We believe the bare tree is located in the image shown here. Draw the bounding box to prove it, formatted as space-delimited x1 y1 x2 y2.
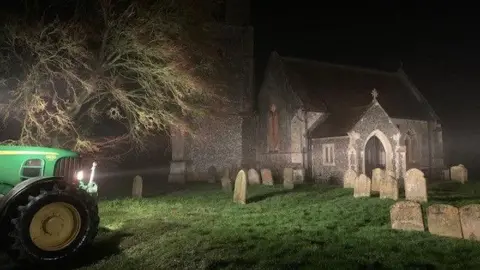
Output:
0 0 227 160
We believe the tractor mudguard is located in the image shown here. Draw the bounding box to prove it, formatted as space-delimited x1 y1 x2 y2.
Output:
0 176 64 221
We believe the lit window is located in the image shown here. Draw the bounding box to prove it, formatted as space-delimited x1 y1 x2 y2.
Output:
21 159 44 179
322 144 335 166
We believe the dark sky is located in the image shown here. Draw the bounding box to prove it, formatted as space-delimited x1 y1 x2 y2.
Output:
252 1 480 174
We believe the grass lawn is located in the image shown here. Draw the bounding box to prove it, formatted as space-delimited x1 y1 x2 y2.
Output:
3 181 480 269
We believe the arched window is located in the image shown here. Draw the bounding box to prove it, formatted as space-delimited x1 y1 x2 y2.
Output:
267 104 280 152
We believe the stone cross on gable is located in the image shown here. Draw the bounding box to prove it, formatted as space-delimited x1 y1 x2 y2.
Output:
371 88 379 101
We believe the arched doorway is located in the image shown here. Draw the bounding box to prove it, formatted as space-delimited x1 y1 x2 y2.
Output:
365 136 386 178
362 129 394 178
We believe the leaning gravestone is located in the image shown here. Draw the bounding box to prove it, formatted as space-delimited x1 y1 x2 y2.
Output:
233 170 247 204
390 201 425 231
293 168 304 184
371 168 385 192
132 175 143 198
442 169 451 181
261 168 273 185
283 167 294 189
427 204 463 238
343 169 357 188
404 168 428 202
451 164 468 183
247 168 261 185
459 204 480 241
380 170 398 200
221 167 232 192
353 174 371 198
207 166 217 183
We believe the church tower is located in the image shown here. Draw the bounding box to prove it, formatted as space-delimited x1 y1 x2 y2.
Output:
225 0 251 26
168 0 256 183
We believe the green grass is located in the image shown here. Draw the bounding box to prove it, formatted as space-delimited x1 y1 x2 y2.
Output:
4 181 480 269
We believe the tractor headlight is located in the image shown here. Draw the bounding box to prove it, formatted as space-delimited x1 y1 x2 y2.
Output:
76 170 84 181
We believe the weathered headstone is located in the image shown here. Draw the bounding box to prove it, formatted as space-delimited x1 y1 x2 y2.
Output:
442 169 451 181
451 164 468 183
353 174 371 198
247 168 261 185
460 204 480 241
221 167 232 192
283 167 294 189
390 201 425 231
293 168 304 184
132 175 143 198
343 169 357 188
371 168 385 192
427 204 463 238
404 168 428 202
207 166 217 183
233 170 247 204
380 170 398 200
260 168 273 185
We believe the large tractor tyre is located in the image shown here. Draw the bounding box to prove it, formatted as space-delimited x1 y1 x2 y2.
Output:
7 184 99 265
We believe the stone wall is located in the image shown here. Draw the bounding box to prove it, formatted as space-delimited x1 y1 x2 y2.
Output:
391 118 444 178
311 137 349 184
188 115 244 180
290 109 325 168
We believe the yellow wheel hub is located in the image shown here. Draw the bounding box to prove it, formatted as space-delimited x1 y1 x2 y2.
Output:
29 202 82 251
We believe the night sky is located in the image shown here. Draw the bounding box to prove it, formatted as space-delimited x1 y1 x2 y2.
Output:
252 2 480 176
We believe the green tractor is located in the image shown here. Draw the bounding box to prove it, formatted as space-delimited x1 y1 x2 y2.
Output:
0 145 100 265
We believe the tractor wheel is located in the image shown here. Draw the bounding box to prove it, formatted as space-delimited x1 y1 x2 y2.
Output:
7 184 99 265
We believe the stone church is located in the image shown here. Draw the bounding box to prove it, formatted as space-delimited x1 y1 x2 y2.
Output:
168 0 445 184
256 52 444 182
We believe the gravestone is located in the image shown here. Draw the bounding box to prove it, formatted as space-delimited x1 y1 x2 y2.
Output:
442 169 451 181
427 204 463 238
283 167 294 189
371 168 385 192
247 168 261 185
343 169 357 188
221 167 232 192
390 201 424 231
261 169 273 185
380 170 398 200
207 166 217 183
353 174 371 198
293 168 304 184
404 168 428 202
132 175 143 198
233 170 247 204
451 164 468 183
459 204 480 241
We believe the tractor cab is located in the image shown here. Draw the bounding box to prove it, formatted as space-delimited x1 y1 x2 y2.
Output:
0 145 98 196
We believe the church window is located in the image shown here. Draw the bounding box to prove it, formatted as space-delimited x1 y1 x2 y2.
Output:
267 104 280 152
405 131 418 163
322 143 335 166
348 148 357 171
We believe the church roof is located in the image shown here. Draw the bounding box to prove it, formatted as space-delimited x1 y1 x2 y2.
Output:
309 104 371 138
277 54 432 120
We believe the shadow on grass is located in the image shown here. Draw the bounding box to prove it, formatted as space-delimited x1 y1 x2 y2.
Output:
63 227 133 269
246 184 340 203
2 227 132 270
357 261 436 270
429 195 480 203
247 189 294 203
